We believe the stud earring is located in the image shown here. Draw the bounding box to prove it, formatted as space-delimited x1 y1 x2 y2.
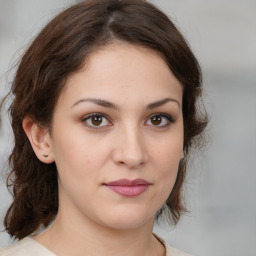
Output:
42 154 49 158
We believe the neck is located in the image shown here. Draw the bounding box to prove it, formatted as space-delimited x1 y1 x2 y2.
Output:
34 212 165 256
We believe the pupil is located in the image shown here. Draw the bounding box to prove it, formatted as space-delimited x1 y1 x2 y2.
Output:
151 116 161 125
92 116 102 126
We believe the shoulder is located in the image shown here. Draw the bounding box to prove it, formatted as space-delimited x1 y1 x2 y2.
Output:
164 242 192 256
153 233 192 256
0 238 55 256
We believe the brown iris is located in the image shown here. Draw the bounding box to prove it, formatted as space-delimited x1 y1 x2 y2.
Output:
91 115 103 126
151 115 162 125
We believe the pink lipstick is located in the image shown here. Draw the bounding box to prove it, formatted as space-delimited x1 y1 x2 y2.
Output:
104 179 151 197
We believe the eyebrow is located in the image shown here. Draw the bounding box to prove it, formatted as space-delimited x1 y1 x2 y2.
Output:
71 97 180 110
146 98 180 109
71 98 119 110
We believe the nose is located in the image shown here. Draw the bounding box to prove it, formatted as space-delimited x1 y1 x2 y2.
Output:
112 125 148 169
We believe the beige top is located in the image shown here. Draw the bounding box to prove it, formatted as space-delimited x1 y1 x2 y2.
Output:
0 235 191 256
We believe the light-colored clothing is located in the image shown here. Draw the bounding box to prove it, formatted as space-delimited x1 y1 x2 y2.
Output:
154 234 191 256
0 235 191 256
0 238 55 256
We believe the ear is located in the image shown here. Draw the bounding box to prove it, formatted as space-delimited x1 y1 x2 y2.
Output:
22 116 54 164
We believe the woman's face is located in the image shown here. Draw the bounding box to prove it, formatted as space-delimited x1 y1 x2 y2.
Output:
48 42 184 230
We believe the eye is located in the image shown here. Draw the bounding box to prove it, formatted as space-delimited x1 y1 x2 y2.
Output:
82 113 112 128
145 113 174 127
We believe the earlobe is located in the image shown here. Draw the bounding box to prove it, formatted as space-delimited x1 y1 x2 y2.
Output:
22 116 54 164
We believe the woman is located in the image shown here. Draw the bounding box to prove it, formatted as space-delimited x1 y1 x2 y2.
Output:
0 0 207 255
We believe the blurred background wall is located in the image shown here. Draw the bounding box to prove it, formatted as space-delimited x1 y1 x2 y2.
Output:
0 1 255 256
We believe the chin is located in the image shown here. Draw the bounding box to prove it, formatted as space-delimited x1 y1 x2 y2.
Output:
97 210 155 231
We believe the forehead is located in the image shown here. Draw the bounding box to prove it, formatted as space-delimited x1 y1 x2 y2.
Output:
57 41 183 108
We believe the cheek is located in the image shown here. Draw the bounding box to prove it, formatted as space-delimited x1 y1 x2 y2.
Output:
51 132 113 193
151 135 183 167
54 139 101 201
150 136 183 190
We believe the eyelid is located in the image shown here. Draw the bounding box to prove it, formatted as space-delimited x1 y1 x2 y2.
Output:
80 112 175 129
145 113 175 127
81 112 113 129
148 112 175 121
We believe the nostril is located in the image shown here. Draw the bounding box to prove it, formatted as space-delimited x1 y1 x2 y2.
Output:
116 157 147 169
111 132 148 169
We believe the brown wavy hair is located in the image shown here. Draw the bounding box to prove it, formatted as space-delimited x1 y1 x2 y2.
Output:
2 0 208 240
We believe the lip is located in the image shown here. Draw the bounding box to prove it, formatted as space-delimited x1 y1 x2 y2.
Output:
104 179 151 197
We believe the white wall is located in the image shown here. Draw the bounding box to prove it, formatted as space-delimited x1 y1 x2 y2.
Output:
1 1 255 256
152 2 256 256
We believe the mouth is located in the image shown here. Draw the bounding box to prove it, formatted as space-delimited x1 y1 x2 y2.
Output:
104 179 151 197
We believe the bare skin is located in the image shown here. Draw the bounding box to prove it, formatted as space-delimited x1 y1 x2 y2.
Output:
23 41 184 256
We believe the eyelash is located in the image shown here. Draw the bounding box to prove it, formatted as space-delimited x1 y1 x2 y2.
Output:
81 112 175 129
145 113 175 128
81 113 113 129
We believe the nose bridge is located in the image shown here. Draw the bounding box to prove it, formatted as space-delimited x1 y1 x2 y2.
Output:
113 122 148 168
